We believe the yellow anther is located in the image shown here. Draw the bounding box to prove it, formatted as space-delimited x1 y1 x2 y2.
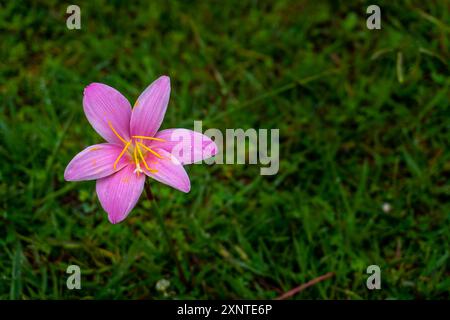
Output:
113 141 131 169
136 143 151 171
132 135 166 142
108 121 128 144
138 142 164 159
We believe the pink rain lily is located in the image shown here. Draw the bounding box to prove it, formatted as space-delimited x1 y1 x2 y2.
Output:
64 76 217 224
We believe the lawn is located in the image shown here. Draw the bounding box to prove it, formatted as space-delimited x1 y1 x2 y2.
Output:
0 0 449 299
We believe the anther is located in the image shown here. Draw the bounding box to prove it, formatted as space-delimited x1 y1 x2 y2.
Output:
108 121 128 144
132 135 166 142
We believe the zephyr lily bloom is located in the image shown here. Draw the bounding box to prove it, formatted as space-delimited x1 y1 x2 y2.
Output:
64 76 217 224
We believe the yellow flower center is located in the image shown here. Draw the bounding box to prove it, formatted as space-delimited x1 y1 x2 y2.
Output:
108 121 165 175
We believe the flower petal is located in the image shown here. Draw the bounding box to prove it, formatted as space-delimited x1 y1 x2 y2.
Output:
64 143 130 181
142 148 190 193
83 83 132 145
148 129 218 165
130 76 171 138
96 165 145 224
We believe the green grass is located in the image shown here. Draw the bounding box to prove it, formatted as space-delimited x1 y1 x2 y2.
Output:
0 0 449 299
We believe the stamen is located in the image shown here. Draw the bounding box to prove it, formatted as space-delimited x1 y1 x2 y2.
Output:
136 143 151 171
113 141 131 169
138 142 164 159
133 144 139 169
108 121 128 144
132 135 166 142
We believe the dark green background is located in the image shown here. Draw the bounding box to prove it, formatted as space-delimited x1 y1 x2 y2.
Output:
0 0 448 299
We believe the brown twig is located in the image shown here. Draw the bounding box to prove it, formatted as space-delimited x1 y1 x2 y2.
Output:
275 272 335 300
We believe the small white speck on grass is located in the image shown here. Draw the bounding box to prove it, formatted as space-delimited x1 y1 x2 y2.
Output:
382 202 392 213
156 279 170 292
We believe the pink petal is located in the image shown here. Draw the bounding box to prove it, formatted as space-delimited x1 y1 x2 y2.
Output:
64 143 130 181
149 129 218 165
142 148 190 193
83 83 132 145
96 165 145 224
130 76 171 138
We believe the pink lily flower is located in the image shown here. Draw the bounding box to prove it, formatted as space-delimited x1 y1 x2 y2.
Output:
64 76 217 224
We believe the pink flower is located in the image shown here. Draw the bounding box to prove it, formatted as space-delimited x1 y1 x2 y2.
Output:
64 76 217 224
